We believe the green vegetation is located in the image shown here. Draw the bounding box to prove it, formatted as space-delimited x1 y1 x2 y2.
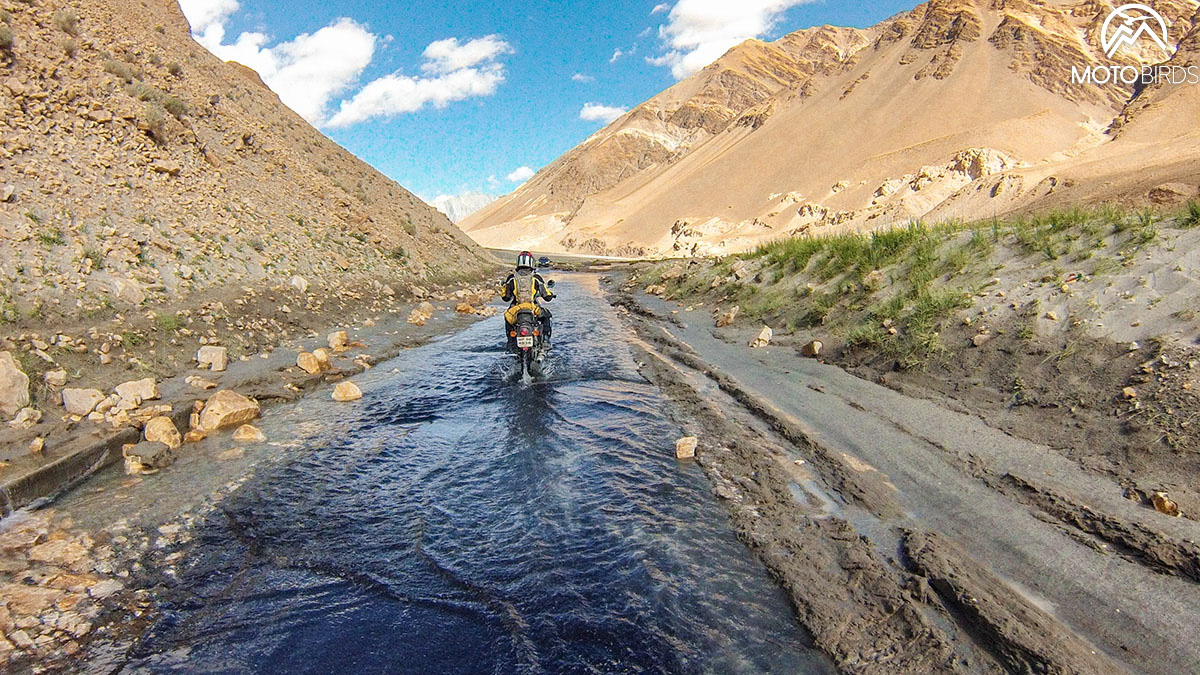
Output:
103 59 135 83
153 312 182 332
650 204 1196 371
81 247 104 269
52 9 79 36
143 102 166 142
167 61 183 76
163 95 188 118
59 36 77 56
37 227 66 247
1180 200 1200 229
0 24 13 52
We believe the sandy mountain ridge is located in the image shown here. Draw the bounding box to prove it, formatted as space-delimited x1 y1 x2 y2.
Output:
463 0 1200 257
0 0 492 329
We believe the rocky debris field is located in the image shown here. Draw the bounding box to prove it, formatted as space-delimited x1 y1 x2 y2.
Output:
0 0 493 337
0 281 498 511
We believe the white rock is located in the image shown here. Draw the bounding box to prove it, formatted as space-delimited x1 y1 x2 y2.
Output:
62 388 105 416
196 345 229 372
0 351 31 417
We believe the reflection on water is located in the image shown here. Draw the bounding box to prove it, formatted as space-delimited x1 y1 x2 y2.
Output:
118 276 832 674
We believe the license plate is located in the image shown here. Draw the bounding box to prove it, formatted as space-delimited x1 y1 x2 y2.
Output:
517 336 535 349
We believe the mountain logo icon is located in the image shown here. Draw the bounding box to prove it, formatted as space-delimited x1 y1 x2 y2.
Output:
1101 4 1173 59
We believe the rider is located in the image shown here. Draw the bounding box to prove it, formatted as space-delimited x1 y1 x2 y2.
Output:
501 251 555 348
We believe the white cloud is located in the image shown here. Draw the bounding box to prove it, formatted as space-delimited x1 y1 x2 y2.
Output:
183 1 376 125
649 0 813 79
610 48 626 63
180 1 510 128
328 64 505 127
421 35 513 75
507 166 535 182
571 72 595 83
579 102 628 124
651 3 671 14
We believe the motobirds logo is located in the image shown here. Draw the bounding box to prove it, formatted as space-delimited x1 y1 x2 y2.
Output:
1071 4 1199 86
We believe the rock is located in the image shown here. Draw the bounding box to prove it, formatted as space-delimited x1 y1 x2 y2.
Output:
749 326 773 348
44 369 68 387
217 447 245 461
196 345 228 372
1045 311 1059 321
407 301 437 325
62 388 105 416
645 284 667 296
0 583 65 616
151 160 181 176
290 276 309 294
115 377 159 404
29 437 45 453
1 184 14 202
0 351 31 417
1152 492 1181 517
123 441 175 473
197 390 260 431
28 539 89 568
232 424 266 444
296 352 322 374
715 306 740 328
144 416 181 450
456 302 478 314
332 381 362 402
328 330 350 352
971 333 993 348
183 429 207 443
675 436 698 460
1123 387 1138 400
801 340 824 358
186 376 218 390
312 348 333 371
106 277 146 305
8 629 33 650
8 407 41 430
88 579 123 600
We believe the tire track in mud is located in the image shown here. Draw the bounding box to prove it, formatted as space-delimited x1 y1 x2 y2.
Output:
613 290 1130 674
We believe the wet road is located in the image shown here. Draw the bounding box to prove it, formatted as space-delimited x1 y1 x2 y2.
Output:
117 276 831 673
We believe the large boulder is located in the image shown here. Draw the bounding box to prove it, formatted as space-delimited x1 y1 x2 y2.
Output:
332 381 362 402
0 351 30 417
232 424 266 444
296 352 322 375
197 390 260 432
196 345 229 372
144 416 182 450
312 348 333 371
328 330 350 352
62 388 105 416
123 441 175 474
115 378 159 405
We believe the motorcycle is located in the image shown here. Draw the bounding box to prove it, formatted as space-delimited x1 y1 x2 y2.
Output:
506 278 555 380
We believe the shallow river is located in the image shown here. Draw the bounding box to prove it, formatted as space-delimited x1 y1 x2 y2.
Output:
100 276 831 673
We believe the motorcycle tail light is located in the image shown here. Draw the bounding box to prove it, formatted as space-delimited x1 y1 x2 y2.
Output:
509 331 516 337
520 328 529 336
533 330 540 336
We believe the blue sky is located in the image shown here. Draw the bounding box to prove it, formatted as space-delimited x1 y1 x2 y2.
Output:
180 0 918 202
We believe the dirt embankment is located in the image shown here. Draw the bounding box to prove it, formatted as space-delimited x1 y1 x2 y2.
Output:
631 209 1200 522
610 286 1132 674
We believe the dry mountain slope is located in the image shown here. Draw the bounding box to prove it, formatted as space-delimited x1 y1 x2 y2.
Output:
0 0 492 327
463 0 1200 257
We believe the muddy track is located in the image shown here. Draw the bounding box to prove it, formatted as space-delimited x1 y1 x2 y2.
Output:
608 288 1165 674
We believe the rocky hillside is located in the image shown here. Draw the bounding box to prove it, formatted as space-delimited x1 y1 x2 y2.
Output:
0 0 493 329
463 0 1200 257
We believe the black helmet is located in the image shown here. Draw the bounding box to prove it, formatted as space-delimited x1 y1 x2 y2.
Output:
516 251 535 270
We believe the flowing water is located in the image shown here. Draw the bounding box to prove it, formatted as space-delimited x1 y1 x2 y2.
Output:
108 275 831 673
